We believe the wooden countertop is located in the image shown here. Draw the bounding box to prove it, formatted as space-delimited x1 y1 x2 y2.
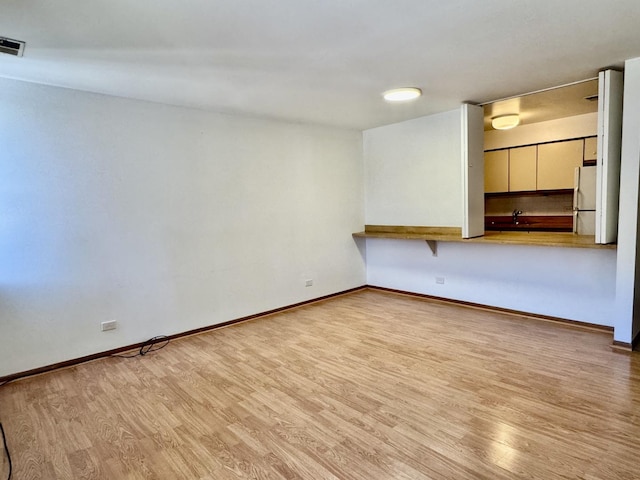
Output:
353 225 617 249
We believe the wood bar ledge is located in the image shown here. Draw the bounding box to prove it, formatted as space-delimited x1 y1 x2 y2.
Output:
353 225 617 249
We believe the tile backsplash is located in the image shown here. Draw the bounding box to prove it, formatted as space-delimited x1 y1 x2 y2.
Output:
485 193 573 216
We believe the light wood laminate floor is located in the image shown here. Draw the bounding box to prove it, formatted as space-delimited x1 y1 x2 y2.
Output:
1 289 639 479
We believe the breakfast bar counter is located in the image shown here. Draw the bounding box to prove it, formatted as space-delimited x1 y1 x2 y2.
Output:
353 225 617 250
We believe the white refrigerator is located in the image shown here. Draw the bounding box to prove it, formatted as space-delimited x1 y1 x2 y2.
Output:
574 166 597 235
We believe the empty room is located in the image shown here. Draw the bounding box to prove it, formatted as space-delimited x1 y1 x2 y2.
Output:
1 1 640 479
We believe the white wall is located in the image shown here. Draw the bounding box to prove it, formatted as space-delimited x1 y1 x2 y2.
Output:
363 110 618 327
615 57 640 343
364 111 461 226
484 112 598 150
366 239 616 326
0 78 365 376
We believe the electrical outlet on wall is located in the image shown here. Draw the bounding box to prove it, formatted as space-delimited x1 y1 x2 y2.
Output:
305 279 313 287
101 320 117 331
435 277 445 284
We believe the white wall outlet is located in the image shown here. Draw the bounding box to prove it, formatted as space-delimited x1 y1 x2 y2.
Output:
101 320 117 331
305 279 313 287
435 277 445 284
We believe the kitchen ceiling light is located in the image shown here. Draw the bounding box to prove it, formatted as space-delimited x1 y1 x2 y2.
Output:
383 87 422 102
491 114 520 130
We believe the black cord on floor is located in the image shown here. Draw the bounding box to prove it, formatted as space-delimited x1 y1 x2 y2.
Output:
0 336 168 479
111 336 170 358
1 422 11 480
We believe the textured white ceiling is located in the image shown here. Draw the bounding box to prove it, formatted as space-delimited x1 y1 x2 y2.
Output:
1 0 639 130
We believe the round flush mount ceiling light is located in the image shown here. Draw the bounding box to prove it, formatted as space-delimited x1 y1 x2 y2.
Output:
383 87 422 102
491 114 520 130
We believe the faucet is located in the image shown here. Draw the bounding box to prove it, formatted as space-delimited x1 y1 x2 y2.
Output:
512 209 523 224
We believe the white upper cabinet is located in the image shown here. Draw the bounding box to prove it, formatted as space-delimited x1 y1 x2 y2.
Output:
584 136 598 163
484 150 509 193
537 139 584 190
509 145 537 192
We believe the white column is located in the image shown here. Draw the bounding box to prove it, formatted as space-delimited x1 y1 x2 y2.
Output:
614 57 640 344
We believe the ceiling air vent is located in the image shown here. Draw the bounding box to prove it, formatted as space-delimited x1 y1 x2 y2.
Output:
0 37 25 57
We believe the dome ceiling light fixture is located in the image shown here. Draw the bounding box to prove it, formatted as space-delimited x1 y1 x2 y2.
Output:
491 114 520 130
383 87 422 102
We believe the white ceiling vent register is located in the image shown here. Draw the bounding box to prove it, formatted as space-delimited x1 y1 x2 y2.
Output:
0 37 25 57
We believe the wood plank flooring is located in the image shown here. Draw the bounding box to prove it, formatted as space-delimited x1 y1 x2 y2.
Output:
1 289 639 479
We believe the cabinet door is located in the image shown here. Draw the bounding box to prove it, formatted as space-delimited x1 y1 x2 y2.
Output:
537 140 584 190
596 69 623 244
584 136 597 163
509 145 537 192
484 150 509 193
461 104 485 238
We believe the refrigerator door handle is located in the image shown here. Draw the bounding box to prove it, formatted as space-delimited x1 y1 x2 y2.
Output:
573 210 578 234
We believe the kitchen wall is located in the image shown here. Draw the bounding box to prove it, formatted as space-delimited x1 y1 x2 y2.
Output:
485 194 573 217
363 106 618 327
0 78 366 377
484 112 597 150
